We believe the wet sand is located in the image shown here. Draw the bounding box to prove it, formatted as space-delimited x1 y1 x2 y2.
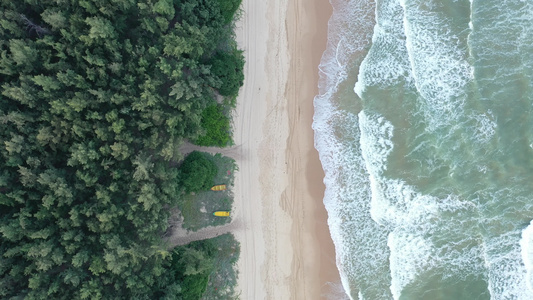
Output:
231 0 341 298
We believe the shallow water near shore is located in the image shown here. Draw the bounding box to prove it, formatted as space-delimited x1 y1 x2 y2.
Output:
313 0 533 299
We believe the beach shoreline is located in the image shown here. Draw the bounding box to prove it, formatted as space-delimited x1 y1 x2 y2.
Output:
232 0 340 298
285 0 340 298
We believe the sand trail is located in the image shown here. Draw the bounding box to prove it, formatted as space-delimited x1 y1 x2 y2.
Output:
165 218 242 248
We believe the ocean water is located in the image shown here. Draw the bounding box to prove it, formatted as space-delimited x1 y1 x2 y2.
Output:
313 0 533 299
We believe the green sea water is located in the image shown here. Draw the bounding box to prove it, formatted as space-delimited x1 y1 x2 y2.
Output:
313 0 533 299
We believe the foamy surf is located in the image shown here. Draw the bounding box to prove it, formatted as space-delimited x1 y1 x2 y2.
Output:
521 221 533 294
314 0 533 299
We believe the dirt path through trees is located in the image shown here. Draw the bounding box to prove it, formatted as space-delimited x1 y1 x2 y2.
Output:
165 217 242 248
179 142 242 160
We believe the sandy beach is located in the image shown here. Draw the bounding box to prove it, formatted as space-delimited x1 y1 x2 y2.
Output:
231 0 340 298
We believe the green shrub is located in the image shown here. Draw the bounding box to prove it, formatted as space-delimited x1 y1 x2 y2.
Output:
167 241 217 300
182 273 210 300
217 0 242 24
210 49 245 97
178 151 218 193
196 104 232 146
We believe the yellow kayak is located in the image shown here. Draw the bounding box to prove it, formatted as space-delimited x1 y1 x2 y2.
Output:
213 211 230 217
210 184 227 191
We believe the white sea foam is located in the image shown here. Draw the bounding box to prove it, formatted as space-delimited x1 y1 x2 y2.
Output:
521 221 533 294
467 3 533 295
317 0 376 98
471 110 496 143
388 232 432 300
399 0 473 130
357 291 364 300
378 183 488 298
354 0 413 97
484 231 533 300
358 111 394 175
313 0 390 298
315 107 392 299
470 0 533 65
358 109 490 298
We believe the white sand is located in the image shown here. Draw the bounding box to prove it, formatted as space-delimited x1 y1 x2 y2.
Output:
231 0 339 299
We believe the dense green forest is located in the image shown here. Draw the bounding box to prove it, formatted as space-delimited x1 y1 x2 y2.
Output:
0 0 243 299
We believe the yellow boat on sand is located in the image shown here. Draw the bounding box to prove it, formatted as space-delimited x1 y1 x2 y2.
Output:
213 211 230 217
210 184 226 191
